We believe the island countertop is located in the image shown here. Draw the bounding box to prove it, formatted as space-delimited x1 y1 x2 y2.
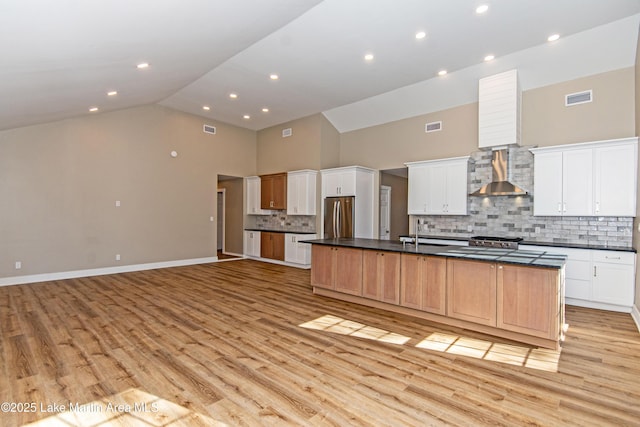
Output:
303 238 567 269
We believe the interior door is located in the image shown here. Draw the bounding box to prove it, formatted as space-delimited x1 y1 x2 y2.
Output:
379 185 391 240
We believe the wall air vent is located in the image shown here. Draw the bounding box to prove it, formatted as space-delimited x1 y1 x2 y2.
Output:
425 121 442 133
203 124 216 135
565 90 592 106
282 128 292 138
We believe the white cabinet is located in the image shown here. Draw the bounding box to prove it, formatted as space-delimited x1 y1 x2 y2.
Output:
406 157 469 215
321 166 376 238
245 176 270 215
592 251 635 308
244 231 261 257
521 244 635 312
531 138 637 217
287 170 317 215
478 69 521 148
285 233 316 266
322 169 356 197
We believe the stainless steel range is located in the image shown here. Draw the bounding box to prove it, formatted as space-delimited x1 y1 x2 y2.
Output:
469 236 523 249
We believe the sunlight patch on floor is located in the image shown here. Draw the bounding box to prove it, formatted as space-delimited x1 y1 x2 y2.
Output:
299 314 411 345
301 315 561 372
23 388 228 427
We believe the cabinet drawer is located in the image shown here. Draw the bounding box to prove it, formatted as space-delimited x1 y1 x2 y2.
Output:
591 250 634 265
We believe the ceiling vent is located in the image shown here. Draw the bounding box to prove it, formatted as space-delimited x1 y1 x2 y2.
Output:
425 121 442 133
565 90 592 106
282 128 292 138
203 124 216 135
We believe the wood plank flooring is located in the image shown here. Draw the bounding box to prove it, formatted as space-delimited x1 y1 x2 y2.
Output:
1 259 639 426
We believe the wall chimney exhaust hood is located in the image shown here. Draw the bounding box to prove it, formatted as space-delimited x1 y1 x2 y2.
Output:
469 149 527 196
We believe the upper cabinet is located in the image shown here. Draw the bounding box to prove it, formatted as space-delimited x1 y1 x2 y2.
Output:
530 138 637 217
287 170 317 215
321 168 357 197
260 173 287 210
478 69 521 148
406 157 469 215
246 176 271 215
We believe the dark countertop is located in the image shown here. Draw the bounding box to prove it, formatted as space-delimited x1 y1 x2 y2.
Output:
399 235 636 253
245 228 317 235
304 238 567 269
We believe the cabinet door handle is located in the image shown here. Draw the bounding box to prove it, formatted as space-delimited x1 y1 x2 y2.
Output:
593 266 597 277
498 265 503 270
595 201 600 213
563 202 567 212
605 256 620 260
557 202 562 212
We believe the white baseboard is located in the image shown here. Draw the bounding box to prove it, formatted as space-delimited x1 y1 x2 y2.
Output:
0 256 218 287
565 297 632 313
632 304 640 333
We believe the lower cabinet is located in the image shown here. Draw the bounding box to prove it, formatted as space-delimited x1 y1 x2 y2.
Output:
260 232 285 261
362 250 401 304
400 254 446 315
497 264 560 340
284 233 316 265
592 251 635 307
244 231 261 257
446 258 497 327
311 245 363 295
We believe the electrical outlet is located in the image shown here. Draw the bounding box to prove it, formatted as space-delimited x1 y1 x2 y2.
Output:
535 227 541 234
115 200 121 207
467 225 473 232
15 261 21 270
115 254 120 261
210 216 214 222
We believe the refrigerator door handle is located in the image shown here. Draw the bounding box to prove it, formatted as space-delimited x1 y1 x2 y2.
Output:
336 200 341 238
332 201 338 238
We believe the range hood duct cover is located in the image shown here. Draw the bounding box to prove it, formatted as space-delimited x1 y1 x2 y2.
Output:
470 149 528 196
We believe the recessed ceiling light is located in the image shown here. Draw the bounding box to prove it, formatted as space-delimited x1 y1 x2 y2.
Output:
262 108 269 113
89 107 99 112
415 31 426 40
364 53 374 61
202 106 210 111
243 115 250 119
476 4 489 14
484 54 495 62
107 91 117 96
438 70 447 76
270 74 279 80
229 93 238 99
547 34 560 42
136 62 149 69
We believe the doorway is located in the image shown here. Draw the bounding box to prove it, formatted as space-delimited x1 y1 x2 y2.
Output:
380 168 409 241
217 175 244 260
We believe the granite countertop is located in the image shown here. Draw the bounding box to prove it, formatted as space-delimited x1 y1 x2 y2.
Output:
245 228 317 234
399 235 636 253
304 238 567 269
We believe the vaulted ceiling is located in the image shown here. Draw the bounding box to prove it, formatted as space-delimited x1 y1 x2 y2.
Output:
1 0 639 133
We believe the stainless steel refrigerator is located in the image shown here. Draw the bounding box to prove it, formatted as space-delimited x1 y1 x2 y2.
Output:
324 196 355 239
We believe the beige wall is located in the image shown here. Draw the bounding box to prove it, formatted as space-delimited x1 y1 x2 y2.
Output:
340 68 635 169
0 104 256 277
218 178 244 255
257 113 338 174
635 29 640 311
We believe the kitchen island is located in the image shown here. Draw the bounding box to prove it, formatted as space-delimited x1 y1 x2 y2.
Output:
305 238 567 349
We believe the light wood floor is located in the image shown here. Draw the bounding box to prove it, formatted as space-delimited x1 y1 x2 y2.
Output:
1 259 639 426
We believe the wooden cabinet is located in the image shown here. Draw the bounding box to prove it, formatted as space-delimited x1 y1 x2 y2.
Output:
260 232 285 261
287 170 317 215
362 250 401 304
446 258 497 326
284 233 316 266
260 173 287 210
531 138 637 217
311 245 362 295
246 176 270 215
497 264 560 340
243 230 260 257
406 157 469 215
400 254 446 315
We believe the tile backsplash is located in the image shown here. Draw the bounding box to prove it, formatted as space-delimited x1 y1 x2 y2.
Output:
412 146 633 248
248 213 316 233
